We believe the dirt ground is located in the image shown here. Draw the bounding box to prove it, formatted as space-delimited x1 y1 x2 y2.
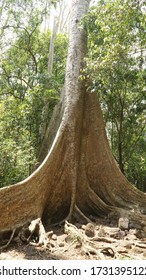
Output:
0 217 146 260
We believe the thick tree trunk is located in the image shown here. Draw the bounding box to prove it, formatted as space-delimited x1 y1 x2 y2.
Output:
0 0 146 240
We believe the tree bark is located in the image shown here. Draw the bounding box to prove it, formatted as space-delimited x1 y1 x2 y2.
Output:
0 0 146 239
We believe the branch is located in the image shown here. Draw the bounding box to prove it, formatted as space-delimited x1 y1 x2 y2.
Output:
3 24 30 36
8 75 33 89
0 91 23 100
29 21 41 37
1 67 33 90
26 46 38 74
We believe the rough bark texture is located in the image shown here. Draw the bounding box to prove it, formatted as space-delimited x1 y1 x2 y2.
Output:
0 0 146 239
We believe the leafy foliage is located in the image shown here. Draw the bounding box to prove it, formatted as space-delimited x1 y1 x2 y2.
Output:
84 0 146 190
0 7 68 187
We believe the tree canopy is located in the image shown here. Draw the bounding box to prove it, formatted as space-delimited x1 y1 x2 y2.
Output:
0 0 68 186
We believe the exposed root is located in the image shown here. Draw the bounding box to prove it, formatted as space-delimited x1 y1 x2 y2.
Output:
64 221 107 260
0 229 16 250
63 240 79 253
87 187 113 216
91 236 116 243
47 231 54 238
83 246 105 260
64 221 84 243
135 242 146 249
19 218 48 247
52 204 93 226
74 205 92 223
37 219 48 246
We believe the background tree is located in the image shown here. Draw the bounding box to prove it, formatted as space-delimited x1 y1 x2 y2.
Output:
48 0 70 75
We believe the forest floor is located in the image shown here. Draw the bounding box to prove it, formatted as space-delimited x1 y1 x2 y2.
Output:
0 217 146 260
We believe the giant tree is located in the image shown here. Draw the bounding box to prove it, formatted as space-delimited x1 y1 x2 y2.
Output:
0 0 146 244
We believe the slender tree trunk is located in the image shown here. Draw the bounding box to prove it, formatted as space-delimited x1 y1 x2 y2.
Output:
0 0 146 239
118 107 124 173
48 15 59 75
